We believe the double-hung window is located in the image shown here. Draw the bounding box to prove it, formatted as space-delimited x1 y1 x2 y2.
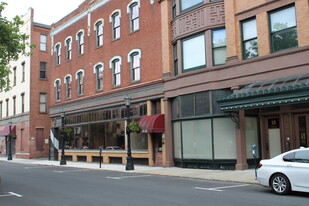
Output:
6 99 9 117
13 96 16 115
0 101 2 118
77 31 84 55
55 80 60 102
21 62 25 82
40 62 47 79
21 93 25 113
95 21 104 47
65 76 71 99
77 71 84 96
130 52 140 82
269 5 298 53
242 18 258 59
39 93 47 113
13 67 16 86
173 44 178 76
212 29 227 65
172 0 176 18
180 0 203 12
182 34 206 72
112 59 121 87
95 64 103 91
66 38 72 61
130 3 139 32
40 34 47 51
55 44 61 65
112 12 121 40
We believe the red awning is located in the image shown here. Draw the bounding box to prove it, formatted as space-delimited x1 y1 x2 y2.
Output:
138 114 165 133
0 126 16 136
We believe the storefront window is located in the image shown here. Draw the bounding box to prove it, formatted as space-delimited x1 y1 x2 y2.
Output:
182 119 212 159
173 122 182 159
245 117 260 158
213 118 236 159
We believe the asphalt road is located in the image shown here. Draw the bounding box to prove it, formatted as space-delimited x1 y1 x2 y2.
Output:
0 162 308 206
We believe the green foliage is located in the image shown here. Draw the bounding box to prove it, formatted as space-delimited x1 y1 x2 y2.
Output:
128 122 140 133
0 2 32 91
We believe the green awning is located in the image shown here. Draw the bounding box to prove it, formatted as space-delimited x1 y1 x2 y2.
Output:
217 73 309 112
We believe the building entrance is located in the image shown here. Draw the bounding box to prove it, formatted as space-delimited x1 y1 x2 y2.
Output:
295 114 309 148
267 118 281 158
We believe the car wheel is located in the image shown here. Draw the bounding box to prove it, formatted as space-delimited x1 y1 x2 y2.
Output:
270 174 291 195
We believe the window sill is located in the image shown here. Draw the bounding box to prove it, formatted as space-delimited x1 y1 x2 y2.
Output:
129 29 139 35
95 45 104 50
112 38 120 43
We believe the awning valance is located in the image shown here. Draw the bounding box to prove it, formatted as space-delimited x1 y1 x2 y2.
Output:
138 114 165 133
217 73 309 112
0 125 16 136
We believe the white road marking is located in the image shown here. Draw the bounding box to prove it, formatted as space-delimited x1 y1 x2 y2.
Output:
106 175 151 180
9 192 23 197
25 166 54 169
0 192 23 198
195 184 249 192
53 169 88 173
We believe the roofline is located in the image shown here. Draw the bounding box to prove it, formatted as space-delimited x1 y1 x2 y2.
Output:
33 22 51 29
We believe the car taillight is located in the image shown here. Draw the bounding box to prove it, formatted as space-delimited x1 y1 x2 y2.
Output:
258 163 262 168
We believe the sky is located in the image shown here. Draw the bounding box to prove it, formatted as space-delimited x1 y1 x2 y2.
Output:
1 0 86 25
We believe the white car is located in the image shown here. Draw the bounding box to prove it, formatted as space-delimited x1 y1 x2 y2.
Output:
257 148 309 195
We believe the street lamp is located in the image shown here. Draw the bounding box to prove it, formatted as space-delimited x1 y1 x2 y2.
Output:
124 95 134 170
60 109 66 165
7 121 13 160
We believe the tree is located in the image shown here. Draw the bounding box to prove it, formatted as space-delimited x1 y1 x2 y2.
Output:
0 2 32 91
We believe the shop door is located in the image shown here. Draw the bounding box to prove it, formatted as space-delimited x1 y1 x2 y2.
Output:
295 115 309 148
152 134 163 167
268 118 281 158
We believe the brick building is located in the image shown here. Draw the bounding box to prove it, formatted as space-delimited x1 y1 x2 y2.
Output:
49 0 169 166
0 8 51 159
163 0 309 170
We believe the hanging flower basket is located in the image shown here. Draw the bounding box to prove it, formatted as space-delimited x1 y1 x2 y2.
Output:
10 134 17 139
128 122 140 133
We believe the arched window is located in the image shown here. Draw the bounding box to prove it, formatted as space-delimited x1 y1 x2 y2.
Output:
55 43 61 65
95 21 104 47
77 31 84 55
94 63 104 91
76 70 84 95
128 49 141 82
110 57 122 87
65 37 72 61
110 11 121 40
129 2 139 32
64 75 72 99
54 79 61 102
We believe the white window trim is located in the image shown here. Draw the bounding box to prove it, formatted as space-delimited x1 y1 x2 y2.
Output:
126 0 140 13
64 36 73 46
75 29 85 40
64 74 72 83
109 9 122 23
54 78 61 87
75 69 85 79
109 56 122 69
93 19 105 30
93 62 104 74
127 49 142 62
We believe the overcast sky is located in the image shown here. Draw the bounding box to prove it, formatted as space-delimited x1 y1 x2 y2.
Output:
1 0 85 25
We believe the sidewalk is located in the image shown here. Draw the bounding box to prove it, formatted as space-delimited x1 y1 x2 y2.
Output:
0 157 258 184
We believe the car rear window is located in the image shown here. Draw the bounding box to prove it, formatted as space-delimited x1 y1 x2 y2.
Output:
294 151 309 163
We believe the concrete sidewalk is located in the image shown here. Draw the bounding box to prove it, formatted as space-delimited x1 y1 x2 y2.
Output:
0 157 258 184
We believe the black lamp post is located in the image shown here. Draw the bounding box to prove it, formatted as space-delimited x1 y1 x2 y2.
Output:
60 109 67 165
7 121 13 160
124 96 134 170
